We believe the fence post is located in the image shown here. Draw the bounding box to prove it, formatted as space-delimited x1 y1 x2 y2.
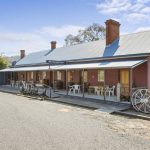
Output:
130 68 133 100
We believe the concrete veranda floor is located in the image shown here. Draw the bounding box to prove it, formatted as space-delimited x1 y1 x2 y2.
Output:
0 85 130 113
0 92 150 150
0 85 129 103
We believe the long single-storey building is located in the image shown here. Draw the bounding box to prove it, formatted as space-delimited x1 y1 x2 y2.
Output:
0 19 150 102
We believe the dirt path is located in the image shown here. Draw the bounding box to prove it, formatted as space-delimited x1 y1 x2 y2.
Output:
0 92 150 150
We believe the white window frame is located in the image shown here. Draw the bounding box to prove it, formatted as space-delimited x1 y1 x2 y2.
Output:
98 70 105 82
57 71 62 80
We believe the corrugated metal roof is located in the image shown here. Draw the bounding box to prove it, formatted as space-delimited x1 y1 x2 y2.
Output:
115 31 150 56
16 50 50 66
16 30 150 66
45 39 105 61
0 60 146 72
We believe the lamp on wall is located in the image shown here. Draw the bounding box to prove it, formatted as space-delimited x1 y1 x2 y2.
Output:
92 75 95 79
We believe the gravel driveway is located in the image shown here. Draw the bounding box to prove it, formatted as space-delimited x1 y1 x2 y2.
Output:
0 92 150 150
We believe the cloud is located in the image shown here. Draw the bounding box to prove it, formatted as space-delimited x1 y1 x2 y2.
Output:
37 25 85 38
96 0 150 22
0 32 42 42
127 13 149 22
0 25 84 42
0 25 84 56
141 7 150 13
96 0 131 14
137 0 150 3
130 3 144 12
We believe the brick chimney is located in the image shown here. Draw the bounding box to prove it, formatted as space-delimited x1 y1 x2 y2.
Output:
51 41 56 50
20 50 25 59
105 19 120 46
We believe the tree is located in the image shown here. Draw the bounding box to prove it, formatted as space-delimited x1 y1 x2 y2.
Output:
65 23 105 46
0 56 8 69
65 34 80 46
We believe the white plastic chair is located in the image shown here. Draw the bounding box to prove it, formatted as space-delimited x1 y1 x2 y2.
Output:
20 81 28 91
68 85 81 94
95 87 100 95
68 85 74 94
73 85 81 94
105 86 109 96
105 86 115 96
15 81 20 88
10 80 15 87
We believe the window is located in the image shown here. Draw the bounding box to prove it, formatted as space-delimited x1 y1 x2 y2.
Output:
67 71 73 82
31 72 33 79
43 71 47 79
98 70 105 82
57 71 62 80
21 74 25 80
82 70 88 82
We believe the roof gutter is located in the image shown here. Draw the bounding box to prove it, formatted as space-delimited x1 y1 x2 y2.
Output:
66 53 150 63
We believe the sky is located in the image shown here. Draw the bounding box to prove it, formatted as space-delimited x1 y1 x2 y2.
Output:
0 0 150 56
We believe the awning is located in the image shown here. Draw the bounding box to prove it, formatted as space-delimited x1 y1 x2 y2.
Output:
0 59 147 72
51 60 147 70
0 66 49 72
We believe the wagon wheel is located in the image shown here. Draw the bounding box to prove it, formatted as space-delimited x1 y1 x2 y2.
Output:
131 89 150 113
